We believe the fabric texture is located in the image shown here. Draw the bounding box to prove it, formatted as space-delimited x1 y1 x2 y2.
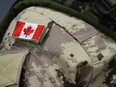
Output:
0 0 116 42
0 47 29 87
1 6 116 87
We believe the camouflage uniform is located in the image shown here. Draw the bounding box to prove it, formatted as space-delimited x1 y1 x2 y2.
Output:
0 0 116 87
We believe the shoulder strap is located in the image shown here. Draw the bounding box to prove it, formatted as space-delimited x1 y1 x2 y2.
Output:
95 0 116 32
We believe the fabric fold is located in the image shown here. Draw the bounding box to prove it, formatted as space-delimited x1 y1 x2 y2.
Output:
0 50 29 87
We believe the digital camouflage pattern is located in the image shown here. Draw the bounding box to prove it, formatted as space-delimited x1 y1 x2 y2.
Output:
0 6 116 87
58 0 116 32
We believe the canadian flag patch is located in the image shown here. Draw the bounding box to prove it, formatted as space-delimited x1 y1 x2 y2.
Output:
12 21 45 41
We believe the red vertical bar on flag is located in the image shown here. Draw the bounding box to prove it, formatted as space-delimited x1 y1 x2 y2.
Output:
12 21 25 37
32 25 45 40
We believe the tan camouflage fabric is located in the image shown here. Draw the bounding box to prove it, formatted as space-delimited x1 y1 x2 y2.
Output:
0 7 116 87
0 45 28 87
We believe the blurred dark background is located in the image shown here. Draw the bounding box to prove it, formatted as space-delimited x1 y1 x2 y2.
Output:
0 0 17 23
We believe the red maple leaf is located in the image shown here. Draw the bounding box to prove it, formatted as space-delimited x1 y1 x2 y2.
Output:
23 26 34 37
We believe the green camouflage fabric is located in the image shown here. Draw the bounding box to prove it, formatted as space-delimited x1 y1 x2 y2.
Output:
0 7 116 87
